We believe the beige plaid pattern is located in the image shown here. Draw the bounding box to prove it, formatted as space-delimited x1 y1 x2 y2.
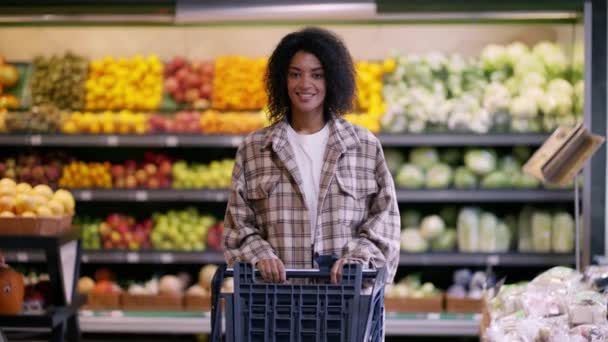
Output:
223 118 400 282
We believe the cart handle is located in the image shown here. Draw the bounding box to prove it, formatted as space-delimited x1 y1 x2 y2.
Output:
223 267 378 279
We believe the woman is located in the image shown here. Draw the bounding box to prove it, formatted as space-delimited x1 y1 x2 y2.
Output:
223 27 400 284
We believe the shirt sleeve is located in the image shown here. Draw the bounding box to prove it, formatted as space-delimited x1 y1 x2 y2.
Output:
223 144 279 267
341 139 401 283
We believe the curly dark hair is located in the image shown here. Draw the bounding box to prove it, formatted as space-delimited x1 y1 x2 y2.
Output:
265 27 356 124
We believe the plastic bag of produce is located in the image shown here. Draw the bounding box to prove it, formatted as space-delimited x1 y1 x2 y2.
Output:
552 212 575 253
457 207 481 252
400 228 428 252
532 211 552 252
568 291 607 326
479 212 498 252
518 206 534 252
431 228 457 251
495 222 512 252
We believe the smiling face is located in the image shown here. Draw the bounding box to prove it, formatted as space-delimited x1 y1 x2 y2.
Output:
287 51 326 120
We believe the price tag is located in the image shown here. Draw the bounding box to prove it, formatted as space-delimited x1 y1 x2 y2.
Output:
215 192 227 202
126 252 140 263
16 252 29 262
79 190 93 201
81 254 89 263
135 190 148 202
106 135 119 146
427 313 441 320
165 136 179 147
30 134 42 146
160 253 174 264
486 255 500 266
230 136 243 147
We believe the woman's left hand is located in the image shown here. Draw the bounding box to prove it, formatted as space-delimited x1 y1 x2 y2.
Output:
330 258 348 284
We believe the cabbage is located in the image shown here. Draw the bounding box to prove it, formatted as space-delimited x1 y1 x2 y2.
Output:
453 166 478 189
425 163 453 188
440 206 459 226
481 44 509 72
409 147 439 170
464 149 497 176
481 171 511 189
513 173 540 189
499 156 521 174
431 228 457 251
479 212 498 252
531 211 552 252
518 206 534 252
457 207 481 252
396 164 425 189
505 42 530 67
514 54 545 77
420 215 446 240
401 209 421 228
483 82 511 114
440 148 462 166
547 79 574 97
401 228 428 252
383 149 405 175
520 72 547 91
495 222 512 252
510 95 538 119
552 212 574 253
532 41 568 78
512 146 532 164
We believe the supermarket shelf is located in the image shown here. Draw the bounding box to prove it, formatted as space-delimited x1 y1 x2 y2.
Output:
81 250 225 264
395 189 574 202
78 311 479 336
69 189 573 203
71 189 229 202
0 133 549 147
399 252 574 266
378 133 549 146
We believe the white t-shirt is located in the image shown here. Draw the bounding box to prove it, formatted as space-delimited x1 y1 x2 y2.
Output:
286 123 330 243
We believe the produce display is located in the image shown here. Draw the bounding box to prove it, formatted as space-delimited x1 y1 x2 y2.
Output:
0 257 25 315
0 58 20 110
485 266 608 341
31 53 88 110
5 104 66 133
164 56 213 109
199 110 266 134
59 161 112 188
211 56 267 110
150 208 221 251
400 206 574 254
385 274 441 299
0 152 66 188
391 146 552 190
382 41 583 134
0 178 75 217
171 159 234 189
62 110 147 134
147 111 201 134
86 55 163 111
111 152 172 189
446 269 493 300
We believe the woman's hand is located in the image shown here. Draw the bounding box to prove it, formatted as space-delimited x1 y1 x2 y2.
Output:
330 258 349 284
256 258 286 283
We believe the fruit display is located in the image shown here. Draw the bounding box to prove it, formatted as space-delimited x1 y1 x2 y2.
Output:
384 274 441 299
0 152 66 188
31 53 88 110
150 207 217 251
164 56 213 109
212 56 267 110
382 41 583 134
390 146 561 190
76 216 103 250
147 111 201 134
0 58 20 110
199 110 265 134
0 108 6 132
172 159 234 189
0 255 25 315
0 178 75 217
446 269 493 300
5 104 66 133
62 110 147 134
99 213 153 250
343 112 381 133
354 61 386 116
86 55 163 111
111 152 172 189
59 161 112 188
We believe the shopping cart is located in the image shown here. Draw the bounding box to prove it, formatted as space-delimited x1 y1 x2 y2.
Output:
210 255 386 342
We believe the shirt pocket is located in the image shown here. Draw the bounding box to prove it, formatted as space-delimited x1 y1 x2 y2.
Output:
245 173 282 229
334 171 378 230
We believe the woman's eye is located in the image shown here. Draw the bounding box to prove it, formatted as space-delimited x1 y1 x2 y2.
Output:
313 73 324 79
289 72 300 78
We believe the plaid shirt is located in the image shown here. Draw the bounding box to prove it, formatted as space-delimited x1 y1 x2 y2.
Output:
223 118 400 283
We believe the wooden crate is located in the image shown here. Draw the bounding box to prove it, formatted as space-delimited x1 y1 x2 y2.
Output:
184 294 211 311
445 296 483 314
384 295 443 313
84 292 121 310
0 215 72 236
122 293 183 311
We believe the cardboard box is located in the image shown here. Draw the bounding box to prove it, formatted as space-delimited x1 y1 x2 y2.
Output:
184 294 211 311
122 293 183 311
445 296 482 314
384 295 443 313
0 215 72 236
84 292 122 310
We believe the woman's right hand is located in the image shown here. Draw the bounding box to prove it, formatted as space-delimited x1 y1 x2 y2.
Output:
256 258 286 283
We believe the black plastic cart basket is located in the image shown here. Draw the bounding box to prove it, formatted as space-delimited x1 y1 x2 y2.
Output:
210 256 386 342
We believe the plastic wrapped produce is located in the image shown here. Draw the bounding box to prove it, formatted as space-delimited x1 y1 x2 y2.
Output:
457 207 481 252
495 222 512 252
532 211 552 252
552 212 575 253
479 212 498 252
518 206 534 252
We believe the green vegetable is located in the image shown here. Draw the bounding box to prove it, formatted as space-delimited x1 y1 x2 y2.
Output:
518 206 534 252
440 148 462 166
401 209 421 228
457 207 481 252
481 44 509 73
396 164 425 189
505 42 530 68
453 167 477 189
420 215 446 240
425 163 453 188
439 206 459 226
499 156 521 174
479 212 498 252
431 228 457 251
513 173 540 189
409 147 439 170
401 228 428 252
552 212 574 253
532 211 552 252
481 171 511 189
495 222 512 252
532 41 568 78
464 149 497 176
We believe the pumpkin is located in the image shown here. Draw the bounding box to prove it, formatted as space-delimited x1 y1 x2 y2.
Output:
0 251 25 315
